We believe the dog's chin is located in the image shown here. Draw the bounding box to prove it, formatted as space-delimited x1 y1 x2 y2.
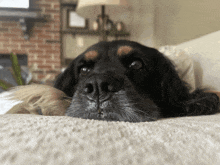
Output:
66 107 156 122
76 111 124 121
65 90 159 122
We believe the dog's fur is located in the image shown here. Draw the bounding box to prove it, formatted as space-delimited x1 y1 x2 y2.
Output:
6 40 220 122
6 84 71 116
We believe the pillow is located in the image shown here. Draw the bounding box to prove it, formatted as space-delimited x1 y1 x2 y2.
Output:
175 30 220 91
0 91 22 114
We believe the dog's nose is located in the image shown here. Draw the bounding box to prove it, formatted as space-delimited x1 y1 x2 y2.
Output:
83 75 124 102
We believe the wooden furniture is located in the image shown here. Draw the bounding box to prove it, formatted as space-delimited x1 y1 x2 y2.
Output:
60 1 130 66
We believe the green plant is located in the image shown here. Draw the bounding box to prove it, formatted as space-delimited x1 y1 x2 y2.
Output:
0 53 26 91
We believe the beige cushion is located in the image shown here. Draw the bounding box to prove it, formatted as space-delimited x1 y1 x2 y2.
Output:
176 30 220 90
0 114 220 165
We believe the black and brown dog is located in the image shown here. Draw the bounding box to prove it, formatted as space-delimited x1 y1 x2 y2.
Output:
6 40 220 122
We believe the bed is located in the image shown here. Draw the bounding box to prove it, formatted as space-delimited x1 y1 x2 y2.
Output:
0 31 220 165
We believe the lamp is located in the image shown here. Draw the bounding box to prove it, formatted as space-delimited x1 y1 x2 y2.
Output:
76 0 129 41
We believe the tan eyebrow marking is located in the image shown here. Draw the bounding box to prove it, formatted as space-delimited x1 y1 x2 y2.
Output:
84 50 98 60
117 46 133 56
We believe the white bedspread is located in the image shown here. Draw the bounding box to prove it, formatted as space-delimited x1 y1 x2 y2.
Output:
0 91 22 114
0 114 220 165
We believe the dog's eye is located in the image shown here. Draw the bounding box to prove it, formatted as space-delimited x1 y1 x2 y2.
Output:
80 66 91 75
129 60 143 70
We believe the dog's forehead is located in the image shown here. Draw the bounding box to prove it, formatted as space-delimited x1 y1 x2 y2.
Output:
83 41 138 61
117 45 133 56
84 50 98 61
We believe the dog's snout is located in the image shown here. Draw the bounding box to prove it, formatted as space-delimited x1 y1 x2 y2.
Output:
83 75 124 102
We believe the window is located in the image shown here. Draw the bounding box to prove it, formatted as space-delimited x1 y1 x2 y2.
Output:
0 0 29 9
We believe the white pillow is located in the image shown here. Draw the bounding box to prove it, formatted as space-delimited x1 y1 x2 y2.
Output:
0 91 22 114
176 30 220 91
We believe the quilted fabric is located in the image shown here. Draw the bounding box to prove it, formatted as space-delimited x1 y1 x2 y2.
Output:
0 114 220 165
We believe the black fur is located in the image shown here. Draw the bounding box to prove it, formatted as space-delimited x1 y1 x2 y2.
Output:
54 40 219 122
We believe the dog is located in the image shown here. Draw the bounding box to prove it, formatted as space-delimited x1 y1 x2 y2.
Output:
5 40 220 122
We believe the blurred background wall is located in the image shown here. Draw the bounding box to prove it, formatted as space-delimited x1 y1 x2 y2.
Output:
153 0 220 47
0 0 219 82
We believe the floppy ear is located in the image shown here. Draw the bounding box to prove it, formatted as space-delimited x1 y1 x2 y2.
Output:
54 61 77 97
153 52 189 116
156 51 219 117
160 54 190 104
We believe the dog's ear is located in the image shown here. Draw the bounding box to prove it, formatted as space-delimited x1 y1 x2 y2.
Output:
159 54 190 104
142 49 191 117
153 50 219 117
139 48 190 104
54 61 77 97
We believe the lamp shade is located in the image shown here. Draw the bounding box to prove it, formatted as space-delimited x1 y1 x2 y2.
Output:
76 0 129 19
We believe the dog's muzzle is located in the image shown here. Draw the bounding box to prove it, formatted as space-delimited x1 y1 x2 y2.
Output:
82 73 124 108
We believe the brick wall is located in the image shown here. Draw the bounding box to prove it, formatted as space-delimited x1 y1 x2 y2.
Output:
0 0 61 82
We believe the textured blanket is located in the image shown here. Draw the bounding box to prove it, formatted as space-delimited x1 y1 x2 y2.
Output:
0 114 220 165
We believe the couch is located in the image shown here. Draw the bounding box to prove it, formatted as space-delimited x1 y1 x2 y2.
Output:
0 31 220 165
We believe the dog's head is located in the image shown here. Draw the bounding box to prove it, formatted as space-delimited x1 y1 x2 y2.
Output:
55 40 184 122
5 41 218 121
55 40 220 122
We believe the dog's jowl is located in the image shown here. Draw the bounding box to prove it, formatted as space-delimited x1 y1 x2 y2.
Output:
54 40 219 122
